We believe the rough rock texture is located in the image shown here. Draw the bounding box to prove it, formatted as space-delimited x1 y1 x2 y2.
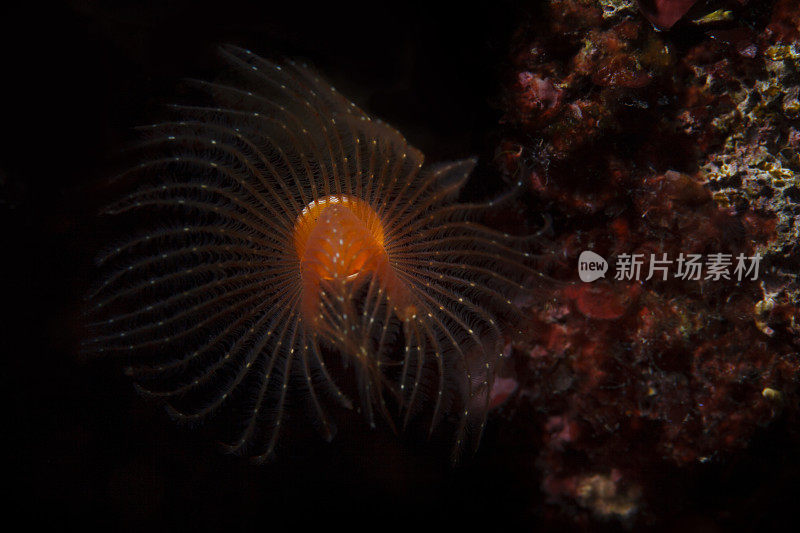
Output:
495 0 800 525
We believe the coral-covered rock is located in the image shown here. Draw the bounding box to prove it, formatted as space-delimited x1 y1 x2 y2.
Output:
496 0 800 525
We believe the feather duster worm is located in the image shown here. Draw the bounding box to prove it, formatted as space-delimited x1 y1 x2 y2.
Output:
85 46 545 461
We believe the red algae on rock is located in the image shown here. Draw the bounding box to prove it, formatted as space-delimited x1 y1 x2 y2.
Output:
496 0 800 525
563 282 641 320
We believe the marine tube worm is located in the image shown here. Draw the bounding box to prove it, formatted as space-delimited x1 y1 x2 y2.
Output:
85 46 545 462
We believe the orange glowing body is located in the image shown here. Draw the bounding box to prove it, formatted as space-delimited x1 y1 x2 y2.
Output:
293 194 413 334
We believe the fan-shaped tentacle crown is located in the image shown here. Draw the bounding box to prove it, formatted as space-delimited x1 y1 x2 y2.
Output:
85 45 545 462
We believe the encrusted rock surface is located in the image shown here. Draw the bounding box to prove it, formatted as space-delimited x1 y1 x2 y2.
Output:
494 0 800 525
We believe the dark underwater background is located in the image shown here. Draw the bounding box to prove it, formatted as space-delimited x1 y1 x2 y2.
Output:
5 1 799 531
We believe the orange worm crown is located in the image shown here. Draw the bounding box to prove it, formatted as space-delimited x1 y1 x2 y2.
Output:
85 45 545 462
